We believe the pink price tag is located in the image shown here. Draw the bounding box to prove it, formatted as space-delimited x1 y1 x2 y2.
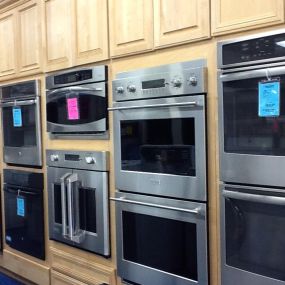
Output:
67 98 80 120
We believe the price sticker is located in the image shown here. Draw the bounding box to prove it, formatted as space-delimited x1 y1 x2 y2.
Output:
67 97 80 120
12 107 23 127
17 196 25 217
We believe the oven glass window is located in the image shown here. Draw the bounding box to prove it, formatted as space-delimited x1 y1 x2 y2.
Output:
122 211 198 281
225 193 285 281
2 105 37 147
47 91 106 126
120 118 196 176
223 76 285 155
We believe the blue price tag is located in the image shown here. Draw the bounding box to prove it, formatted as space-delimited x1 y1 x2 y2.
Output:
258 80 280 117
17 197 25 217
12 107 22 127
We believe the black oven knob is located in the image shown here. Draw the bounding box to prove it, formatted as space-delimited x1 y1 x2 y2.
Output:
172 78 182 87
127 85 136 93
116 86 124 94
189 76 197 86
85 157 95 164
50 154 59 162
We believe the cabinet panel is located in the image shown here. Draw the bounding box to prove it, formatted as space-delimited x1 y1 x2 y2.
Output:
18 0 42 74
212 0 284 35
74 0 108 65
109 0 153 56
51 270 88 285
154 0 210 47
0 10 17 77
44 0 72 71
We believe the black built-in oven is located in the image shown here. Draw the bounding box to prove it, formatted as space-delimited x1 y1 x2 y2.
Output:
0 80 42 167
4 169 45 260
110 60 208 285
46 66 108 139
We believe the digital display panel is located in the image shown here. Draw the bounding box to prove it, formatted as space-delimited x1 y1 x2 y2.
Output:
142 79 165 89
65 154 80 161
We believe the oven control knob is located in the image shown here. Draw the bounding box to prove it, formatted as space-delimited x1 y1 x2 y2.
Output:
116 86 124 94
127 85 136 93
85 157 95 164
189 76 198 86
50 154 59 162
172 78 182 87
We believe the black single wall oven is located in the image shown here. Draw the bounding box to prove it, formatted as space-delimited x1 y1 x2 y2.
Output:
46 65 108 139
110 60 208 285
0 80 42 167
4 169 45 260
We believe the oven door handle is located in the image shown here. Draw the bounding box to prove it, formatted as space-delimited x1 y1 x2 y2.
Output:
223 190 285 205
0 99 37 107
110 197 202 215
60 173 72 237
108 101 199 111
47 86 103 96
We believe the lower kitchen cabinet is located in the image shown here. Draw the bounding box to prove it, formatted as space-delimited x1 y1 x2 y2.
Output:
51 270 88 285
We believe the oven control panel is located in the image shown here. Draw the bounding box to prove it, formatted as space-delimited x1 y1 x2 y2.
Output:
46 150 109 171
112 66 206 102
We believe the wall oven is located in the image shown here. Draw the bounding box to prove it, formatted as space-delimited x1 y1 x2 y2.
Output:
221 183 285 285
110 60 208 285
46 66 108 139
47 150 110 256
218 29 285 187
0 80 42 167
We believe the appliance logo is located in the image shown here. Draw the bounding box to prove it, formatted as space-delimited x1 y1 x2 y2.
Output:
150 178 161 185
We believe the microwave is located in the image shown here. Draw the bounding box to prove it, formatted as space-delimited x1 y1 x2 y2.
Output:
46 66 108 139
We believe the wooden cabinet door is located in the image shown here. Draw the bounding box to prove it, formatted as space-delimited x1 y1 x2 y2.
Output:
51 270 88 285
44 0 73 71
17 0 42 75
0 10 17 78
154 0 210 48
109 0 153 57
73 0 108 65
212 0 284 35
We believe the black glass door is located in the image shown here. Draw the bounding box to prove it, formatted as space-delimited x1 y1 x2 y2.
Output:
121 118 196 176
223 75 285 155
122 211 198 281
2 105 37 147
4 186 45 260
225 192 285 281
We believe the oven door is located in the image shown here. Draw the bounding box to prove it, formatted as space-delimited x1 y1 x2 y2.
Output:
220 65 285 186
46 82 107 134
112 94 206 201
47 167 110 256
221 184 285 285
1 98 42 166
113 192 207 285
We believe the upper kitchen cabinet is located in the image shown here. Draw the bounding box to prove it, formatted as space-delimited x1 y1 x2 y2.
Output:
109 0 153 57
153 0 210 48
0 0 42 80
211 0 284 35
44 0 109 72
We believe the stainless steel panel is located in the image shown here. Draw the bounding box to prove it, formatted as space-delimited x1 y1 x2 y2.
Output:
220 183 285 285
46 149 109 171
114 192 208 285
46 66 107 89
113 95 207 201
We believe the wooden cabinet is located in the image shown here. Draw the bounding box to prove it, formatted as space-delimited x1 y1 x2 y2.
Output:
0 0 42 80
212 0 284 35
109 0 210 56
154 0 210 48
109 0 153 56
51 270 88 285
0 9 17 77
44 0 109 72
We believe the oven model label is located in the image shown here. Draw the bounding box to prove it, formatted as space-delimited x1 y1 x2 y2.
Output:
258 80 280 117
67 97 80 120
12 107 23 127
17 196 25 217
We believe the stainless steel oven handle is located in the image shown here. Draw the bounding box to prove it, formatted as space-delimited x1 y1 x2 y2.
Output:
66 173 79 241
110 197 202 215
108 101 199 111
223 190 285 206
60 173 72 237
0 99 37 107
48 86 102 95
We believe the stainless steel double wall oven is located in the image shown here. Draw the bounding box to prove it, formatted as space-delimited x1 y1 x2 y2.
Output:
0 80 42 166
218 29 285 285
110 60 208 285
